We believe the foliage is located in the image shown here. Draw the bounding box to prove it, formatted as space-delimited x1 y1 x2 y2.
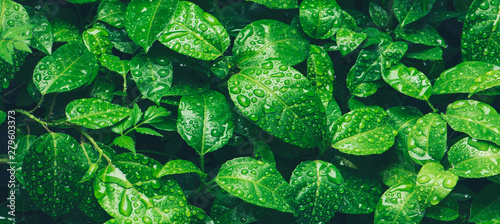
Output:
2 0 500 223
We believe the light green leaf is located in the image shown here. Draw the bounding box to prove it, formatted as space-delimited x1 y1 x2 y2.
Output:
130 51 173 104
331 107 398 155
433 61 500 94
0 0 29 33
299 0 341 39
125 0 179 51
448 137 500 178
442 100 500 145
247 0 298 9
83 27 112 56
214 157 294 213
338 166 383 214
395 24 446 47
142 105 171 124
336 28 367 56
97 0 127 28
65 98 131 129
0 24 32 64
156 159 206 179
307 45 335 106
415 162 458 206
135 127 163 137
33 42 98 95
393 0 436 27
233 19 310 66
469 70 500 96
177 90 233 155
407 113 447 165
99 54 129 76
228 61 325 148
469 183 500 222
382 63 433 100
159 1 230 60
112 135 135 153
290 160 344 223
374 184 425 223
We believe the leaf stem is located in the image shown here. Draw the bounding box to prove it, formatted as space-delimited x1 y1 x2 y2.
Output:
200 154 205 173
425 99 438 113
29 94 44 113
76 126 112 164
15 109 68 126
122 74 127 105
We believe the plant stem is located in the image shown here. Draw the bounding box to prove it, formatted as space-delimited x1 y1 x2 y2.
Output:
425 99 438 113
76 127 112 164
45 93 58 120
16 109 68 127
122 74 127 105
29 94 44 113
200 154 205 173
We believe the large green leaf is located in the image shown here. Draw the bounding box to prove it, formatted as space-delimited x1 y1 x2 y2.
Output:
65 98 131 129
125 0 179 51
289 160 344 223
395 24 446 47
33 42 99 95
247 0 298 9
461 0 500 65
82 27 112 56
393 0 436 27
415 162 458 206
331 107 397 155
442 100 500 145
448 137 500 178
338 166 383 214
227 61 325 148
374 184 425 223
159 1 230 60
407 113 447 165
177 90 233 155
299 0 341 39
433 61 500 94
382 63 433 100
97 0 127 28
23 133 89 218
469 70 500 96
214 157 294 213
307 45 335 106
233 19 310 66
0 0 29 33
130 51 173 104
469 184 500 222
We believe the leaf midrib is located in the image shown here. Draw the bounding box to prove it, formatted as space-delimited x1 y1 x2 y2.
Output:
41 48 87 95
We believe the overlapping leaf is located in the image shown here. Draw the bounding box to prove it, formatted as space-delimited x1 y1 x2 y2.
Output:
65 98 131 129
415 162 458 206
395 24 446 47
28 11 53 55
336 28 367 56
0 0 29 33
338 167 383 214
469 70 500 96
469 184 500 222
407 113 447 165
130 51 173 104
382 63 432 100
299 0 341 39
448 137 500 178
433 61 500 94
82 27 112 56
393 0 436 27
307 45 335 106
374 184 425 223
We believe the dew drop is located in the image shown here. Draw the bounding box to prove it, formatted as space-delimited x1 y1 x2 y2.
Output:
119 193 133 217
237 95 251 107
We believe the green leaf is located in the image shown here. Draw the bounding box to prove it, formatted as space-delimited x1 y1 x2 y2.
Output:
233 19 310 66
381 166 417 187
289 160 344 223
156 159 206 179
0 24 32 64
23 133 90 218
97 0 127 28
247 0 298 9
0 110 5 124
299 0 341 39
227 61 325 148
33 42 99 95
94 154 189 223
142 105 171 124
177 90 233 155
125 0 179 51
159 1 230 60
253 141 275 165
50 19 80 43
405 47 443 61
13 135 37 186
111 135 136 153
415 162 458 206
325 99 342 141
130 51 173 104
382 63 433 100
0 0 29 33
469 70 500 96
28 11 53 55
307 45 335 106
211 56 234 79
214 157 294 213
393 0 436 27
78 183 112 223
407 113 447 165
395 24 446 47
442 100 500 145
338 166 383 214
469 183 500 222
374 184 425 223
82 27 112 56
387 106 423 152
425 196 460 221
65 98 131 129
331 107 398 155
369 2 390 28
99 54 129 76
433 61 500 94
448 137 500 178
461 0 500 65
135 127 163 137
210 189 262 224
336 28 367 56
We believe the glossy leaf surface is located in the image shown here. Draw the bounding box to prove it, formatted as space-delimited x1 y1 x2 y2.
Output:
448 137 500 178
395 24 446 47
29 12 53 55
374 184 425 224
0 0 29 33
336 28 367 56
382 63 432 100
65 98 131 129
50 19 80 43
425 196 459 221
130 51 173 104
381 166 417 187
387 106 423 152
338 167 383 214
307 45 335 106
156 160 206 179
299 0 341 39
469 183 500 222
97 0 127 28
369 2 389 28
407 113 447 165
433 61 500 94
82 27 112 56
469 70 500 96
415 162 458 206
393 0 436 27
248 0 298 9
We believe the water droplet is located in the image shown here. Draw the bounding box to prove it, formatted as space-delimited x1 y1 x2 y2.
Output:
442 178 456 189
36 185 45 195
119 193 133 217
211 129 221 137
7 20 15 27
417 175 431 184
158 69 169 77
253 89 265 97
237 95 250 107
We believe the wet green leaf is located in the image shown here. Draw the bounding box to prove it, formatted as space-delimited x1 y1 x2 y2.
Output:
177 90 233 155
77 183 112 224
97 0 127 28
382 63 433 100
448 137 500 178
228 61 325 148
23 133 90 218
395 24 446 47
407 113 447 165
393 0 436 27
125 0 179 51
469 70 500 96
442 100 500 145
307 45 335 106
336 28 367 56
65 98 131 129
369 2 389 28
381 166 417 187
0 24 32 64
233 19 310 66
211 56 234 79
290 160 344 223
210 189 262 224
156 159 206 179
28 11 53 55
415 162 458 206
13 135 37 186
338 167 383 214
0 49 27 90
50 19 80 43
33 42 98 95
215 157 294 213
469 183 500 222
247 0 298 9
99 54 129 76
83 27 112 56
299 0 341 39
374 183 425 223
130 51 173 104
433 61 500 94
253 141 275 165
425 196 460 221
387 106 423 152
0 0 29 33
331 107 397 155
159 1 230 60
405 47 443 61
112 135 135 153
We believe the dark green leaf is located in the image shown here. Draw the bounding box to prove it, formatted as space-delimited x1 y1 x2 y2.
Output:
247 0 298 9
448 137 500 178
50 19 80 43
156 159 206 179
211 56 234 79
387 106 423 152
425 196 460 221
97 0 127 28
369 2 389 28
210 189 262 224
395 24 446 47
469 183 500 222
339 167 383 214
28 11 53 55
393 0 436 27
130 51 173 104
65 98 131 129
253 141 275 165
374 183 425 223
382 63 433 100
307 45 335 106
433 61 500 94
407 113 447 165
415 162 458 206
299 0 341 39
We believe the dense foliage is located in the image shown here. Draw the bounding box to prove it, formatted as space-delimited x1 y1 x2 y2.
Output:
2 0 500 223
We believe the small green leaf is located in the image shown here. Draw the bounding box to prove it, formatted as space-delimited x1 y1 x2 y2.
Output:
307 45 335 106
28 11 53 55
381 166 417 187
156 159 206 179
135 127 163 137
382 63 433 100
253 141 275 165
336 28 367 56
405 47 443 61
442 100 500 145
211 56 234 79
331 106 398 155
415 162 458 206
299 0 341 39
387 106 423 152
142 105 171 124
374 184 425 223
433 61 500 94
159 1 230 60
290 160 344 223
339 166 383 214
448 137 500 178
233 19 310 66
65 98 131 129
247 0 298 9
395 24 446 47
99 54 130 76
112 135 135 153
130 51 173 104
393 0 436 27
125 0 179 51
97 0 127 28
469 184 500 222
469 70 500 96
369 2 389 28
177 90 233 155
82 27 112 56
33 42 99 95
214 157 294 213
0 25 32 64
425 196 460 221
50 19 80 43
407 113 447 165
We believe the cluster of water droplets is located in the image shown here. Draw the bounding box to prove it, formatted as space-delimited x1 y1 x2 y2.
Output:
299 0 341 39
448 137 500 178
